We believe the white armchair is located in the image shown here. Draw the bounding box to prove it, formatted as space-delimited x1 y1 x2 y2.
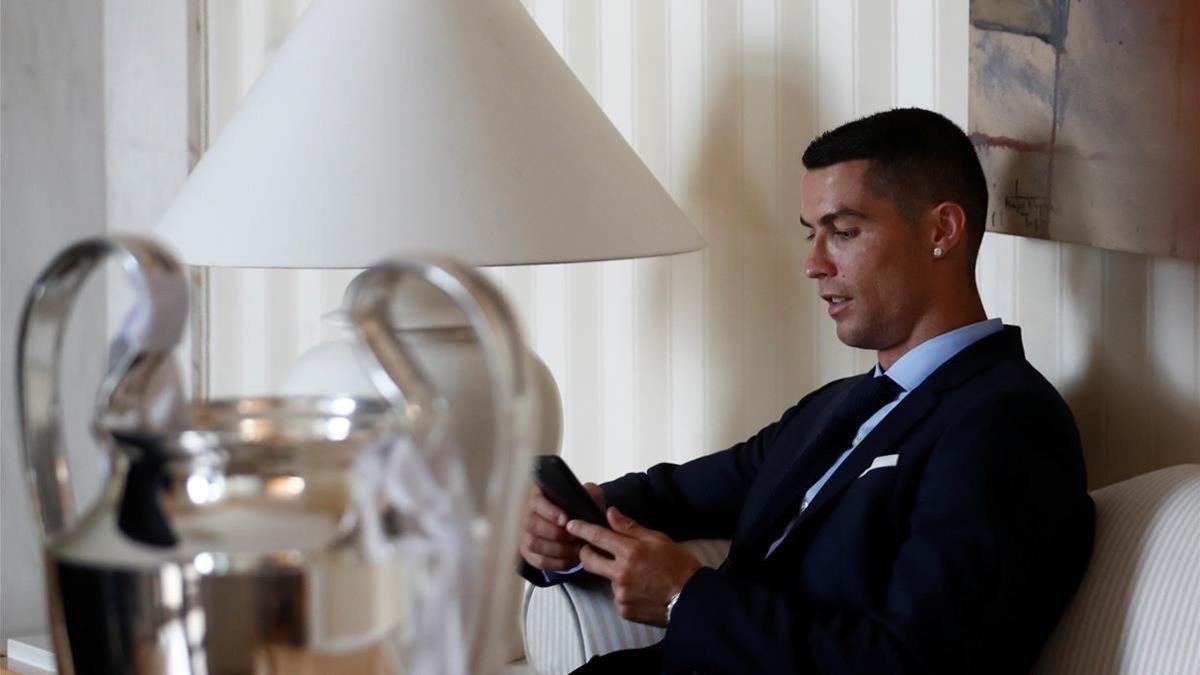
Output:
520 539 730 673
520 465 1200 675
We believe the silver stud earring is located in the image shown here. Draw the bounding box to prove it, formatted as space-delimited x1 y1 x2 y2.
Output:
933 247 943 258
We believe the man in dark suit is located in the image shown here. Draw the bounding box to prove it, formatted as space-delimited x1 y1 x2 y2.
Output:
519 108 1095 674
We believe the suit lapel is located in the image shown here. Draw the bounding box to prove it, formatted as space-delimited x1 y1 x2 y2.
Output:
796 329 1026 525
795 387 936 524
730 375 864 559
730 326 1027 565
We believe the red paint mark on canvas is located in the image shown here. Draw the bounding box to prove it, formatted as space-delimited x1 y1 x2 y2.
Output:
969 133 1049 152
970 133 1115 161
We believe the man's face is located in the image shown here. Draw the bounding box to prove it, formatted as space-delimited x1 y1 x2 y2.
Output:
799 160 933 354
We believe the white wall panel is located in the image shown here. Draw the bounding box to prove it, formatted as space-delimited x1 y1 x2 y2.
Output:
849 0 897 375
934 0 968 124
895 0 935 109
667 0 706 466
632 0 672 470
559 0 606 482
598 0 637 478
1148 258 1198 470
856 0 895 116
740 0 782 444
2 0 109 639
776 0 818 412
1058 240 1105 468
1017 238 1061 380
701 0 745 454
201 0 1200 490
813 0 859 385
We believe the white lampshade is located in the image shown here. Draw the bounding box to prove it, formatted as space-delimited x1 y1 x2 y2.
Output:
156 0 703 268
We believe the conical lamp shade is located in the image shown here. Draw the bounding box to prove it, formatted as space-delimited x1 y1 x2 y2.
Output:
156 0 704 267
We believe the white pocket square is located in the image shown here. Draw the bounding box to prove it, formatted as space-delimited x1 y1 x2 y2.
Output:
859 454 899 477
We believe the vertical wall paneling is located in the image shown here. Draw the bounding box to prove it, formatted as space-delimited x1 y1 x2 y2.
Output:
633 0 673 470
667 0 706 464
532 263 568 435
1102 251 1153 482
562 0 605 481
740 0 781 442
1147 258 1198 470
598 0 636 477
1016 238 1061 381
528 3 570 460
978 233 1018 324
204 2 246 398
849 0 896 375
1057 241 1105 482
208 270 243 396
239 269 271 394
294 270 325 365
201 0 1200 489
600 256 636 477
4 0 108 638
855 0 895 118
934 0 968 126
269 271 301 391
776 0 818 411
813 0 857 384
237 1 267 85
894 0 935 109
502 268 538 343
206 0 319 399
702 0 743 451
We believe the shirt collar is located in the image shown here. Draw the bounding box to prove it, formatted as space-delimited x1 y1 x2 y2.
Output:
873 318 1004 391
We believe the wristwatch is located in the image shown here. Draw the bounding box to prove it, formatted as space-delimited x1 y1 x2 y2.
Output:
665 590 682 624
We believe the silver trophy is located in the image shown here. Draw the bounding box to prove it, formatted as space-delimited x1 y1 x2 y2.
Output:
16 236 536 674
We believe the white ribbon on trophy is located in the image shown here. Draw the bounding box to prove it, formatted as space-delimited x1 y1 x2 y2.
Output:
353 418 477 675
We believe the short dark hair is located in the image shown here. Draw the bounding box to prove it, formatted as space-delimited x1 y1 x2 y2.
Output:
802 108 988 266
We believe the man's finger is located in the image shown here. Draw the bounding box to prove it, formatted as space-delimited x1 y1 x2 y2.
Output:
566 519 632 556
525 533 582 560
529 490 569 526
527 513 575 541
606 507 650 536
579 544 620 579
523 549 576 572
583 482 606 510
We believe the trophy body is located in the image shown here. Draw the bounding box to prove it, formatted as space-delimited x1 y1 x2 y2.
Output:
17 237 536 674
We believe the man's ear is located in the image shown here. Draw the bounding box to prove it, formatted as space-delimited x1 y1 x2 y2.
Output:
929 201 968 257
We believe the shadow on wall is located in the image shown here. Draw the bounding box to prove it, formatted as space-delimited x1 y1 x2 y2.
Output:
1049 154 1198 490
677 49 816 450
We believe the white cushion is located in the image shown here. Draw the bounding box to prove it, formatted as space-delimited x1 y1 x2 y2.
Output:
521 539 730 674
1034 464 1200 674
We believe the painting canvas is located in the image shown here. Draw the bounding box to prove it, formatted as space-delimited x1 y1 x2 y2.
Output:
969 0 1200 259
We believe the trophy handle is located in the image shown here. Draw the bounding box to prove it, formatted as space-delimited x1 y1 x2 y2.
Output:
348 255 538 673
16 236 188 541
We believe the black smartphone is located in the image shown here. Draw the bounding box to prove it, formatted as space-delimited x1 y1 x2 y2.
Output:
534 455 608 528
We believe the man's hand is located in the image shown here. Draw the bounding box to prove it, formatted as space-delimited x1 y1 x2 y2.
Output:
520 483 606 571
567 507 702 627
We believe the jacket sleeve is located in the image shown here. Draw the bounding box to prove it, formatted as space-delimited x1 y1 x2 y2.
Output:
659 394 1095 675
600 388 823 542
520 387 830 586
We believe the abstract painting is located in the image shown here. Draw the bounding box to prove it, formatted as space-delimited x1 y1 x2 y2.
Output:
969 0 1200 259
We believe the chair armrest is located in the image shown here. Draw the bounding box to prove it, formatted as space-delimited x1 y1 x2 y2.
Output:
521 539 731 674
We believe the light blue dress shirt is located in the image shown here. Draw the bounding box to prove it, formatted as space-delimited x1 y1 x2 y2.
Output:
764 318 1003 557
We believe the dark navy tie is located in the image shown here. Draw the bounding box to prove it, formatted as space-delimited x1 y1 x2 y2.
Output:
748 372 903 562
822 373 904 451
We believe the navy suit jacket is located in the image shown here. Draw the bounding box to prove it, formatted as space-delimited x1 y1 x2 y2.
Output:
526 327 1094 674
